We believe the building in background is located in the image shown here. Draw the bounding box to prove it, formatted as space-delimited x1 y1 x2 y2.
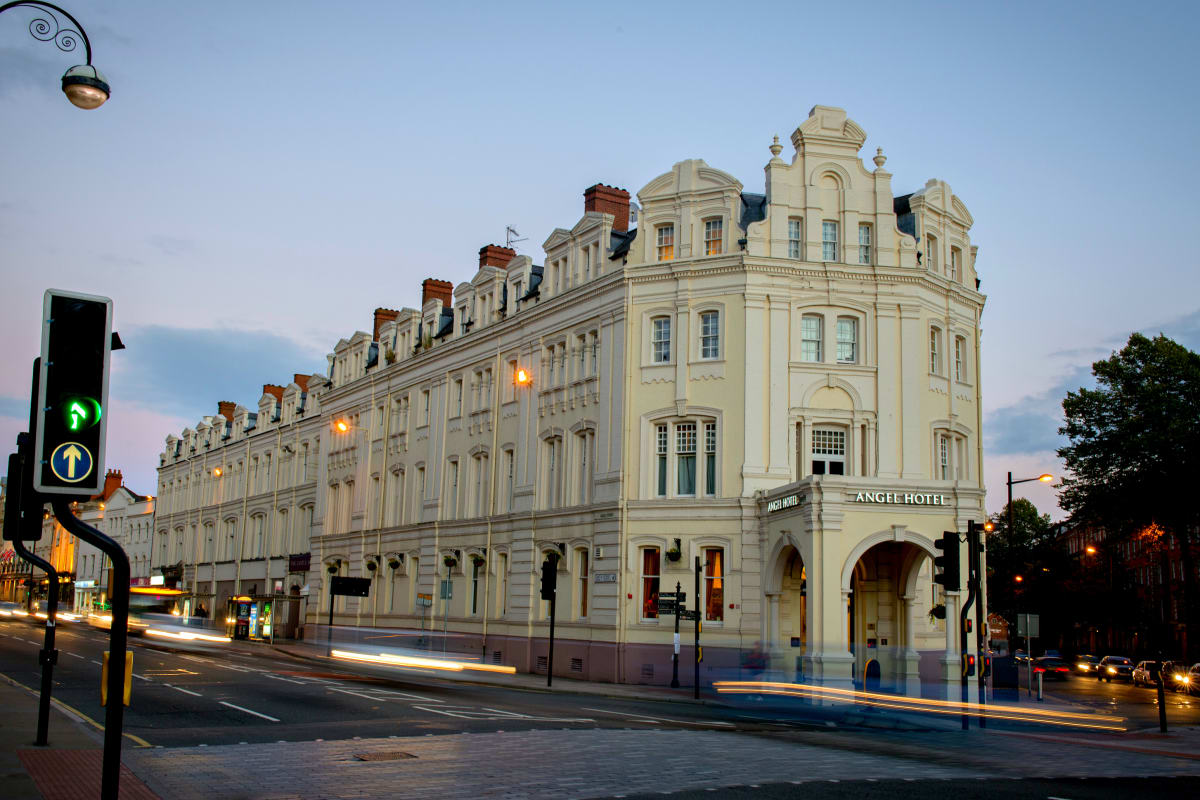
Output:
155 106 987 690
68 470 155 614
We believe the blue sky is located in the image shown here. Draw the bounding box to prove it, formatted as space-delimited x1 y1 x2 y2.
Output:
2 0 1197 518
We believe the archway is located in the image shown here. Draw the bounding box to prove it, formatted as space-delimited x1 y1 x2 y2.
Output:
846 540 936 693
766 543 807 679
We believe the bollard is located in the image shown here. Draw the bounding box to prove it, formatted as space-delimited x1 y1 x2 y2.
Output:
1037 670 1043 701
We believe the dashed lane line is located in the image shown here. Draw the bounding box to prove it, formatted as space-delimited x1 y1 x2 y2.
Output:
328 687 382 702
219 701 280 722
261 673 307 685
67 652 85 659
165 684 202 697
580 707 735 727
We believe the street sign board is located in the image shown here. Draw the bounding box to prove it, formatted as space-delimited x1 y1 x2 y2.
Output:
439 579 453 599
680 609 700 621
329 576 371 597
416 593 432 607
657 599 678 614
1017 613 1040 638
34 290 113 495
659 591 686 602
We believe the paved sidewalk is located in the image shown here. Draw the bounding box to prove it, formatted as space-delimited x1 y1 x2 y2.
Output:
0 673 158 799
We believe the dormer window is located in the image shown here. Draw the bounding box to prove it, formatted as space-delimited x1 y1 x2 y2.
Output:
656 224 675 262
704 218 723 256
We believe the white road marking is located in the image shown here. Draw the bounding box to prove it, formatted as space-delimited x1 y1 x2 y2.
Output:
90 659 102 666
411 704 593 722
328 687 382 701
262 673 307 685
373 688 442 702
166 684 202 697
219 701 280 722
580 707 734 727
132 673 150 681
68 652 85 660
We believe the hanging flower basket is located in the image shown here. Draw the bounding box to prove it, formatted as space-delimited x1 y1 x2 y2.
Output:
666 548 682 562
470 554 486 567
443 555 458 569
366 561 378 572
326 564 339 574
928 604 946 621
387 559 401 571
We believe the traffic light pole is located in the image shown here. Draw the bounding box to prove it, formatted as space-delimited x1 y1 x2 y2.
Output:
968 523 987 728
11 538 58 747
670 581 681 689
958 548 977 732
547 563 557 688
51 499 129 800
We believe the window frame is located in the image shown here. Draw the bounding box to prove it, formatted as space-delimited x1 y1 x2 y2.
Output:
656 224 675 262
801 314 824 362
698 310 721 360
703 217 723 256
651 315 672 364
858 223 872 265
811 426 847 476
640 546 661 621
704 547 725 622
930 326 944 375
787 218 802 259
822 220 839 262
836 316 858 364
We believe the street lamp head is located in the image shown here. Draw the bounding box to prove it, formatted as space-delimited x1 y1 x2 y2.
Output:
1085 545 1096 555
515 367 531 386
61 64 109 109
1038 473 1054 482
334 419 350 433
1014 574 1024 583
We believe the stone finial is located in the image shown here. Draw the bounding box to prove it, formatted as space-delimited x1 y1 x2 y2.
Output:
873 147 887 168
769 135 783 159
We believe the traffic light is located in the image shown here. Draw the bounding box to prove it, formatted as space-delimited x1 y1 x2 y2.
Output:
34 290 113 495
540 554 558 600
963 653 976 677
933 531 961 592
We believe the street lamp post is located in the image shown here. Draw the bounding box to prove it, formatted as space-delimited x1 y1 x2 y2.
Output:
0 2 110 109
1006 471 1054 546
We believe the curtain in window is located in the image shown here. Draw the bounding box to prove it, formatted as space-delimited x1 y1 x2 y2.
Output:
705 549 724 621
642 549 660 618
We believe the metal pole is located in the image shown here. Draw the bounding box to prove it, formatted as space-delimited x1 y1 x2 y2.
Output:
51 499 128 800
327 585 335 657
694 556 700 699
12 539 57 747
1156 665 1168 733
959 540 977 731
671 580 681 688
0 2 97 65
968 526 986 728
547 553 557 688
1037 670 1043 701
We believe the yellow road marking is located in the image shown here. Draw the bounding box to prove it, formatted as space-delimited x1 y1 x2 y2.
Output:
1 671 154 747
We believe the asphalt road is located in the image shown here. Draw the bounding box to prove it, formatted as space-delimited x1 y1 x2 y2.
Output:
1019 671 1200 729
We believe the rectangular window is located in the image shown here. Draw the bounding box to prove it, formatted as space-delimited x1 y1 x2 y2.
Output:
498 553 508 616
506 360 517 402
547 345 556 385
836 317 858 364
652 316 671 363
578 549 589 618
641 548 661 619
822 221 838 261
926 234 939 272
547 439 559 508
453 378 463 417
582 247 591 280
656 224 675 262
578 430 593 505
801 315 823 362
812 428 846 475
939 436 950 480
704 422 717 496
677 423 697 495
446 460 459 518
470 559 481 615
704 218 723 255
421 389 430 426
858 224 872 265
930 328 942 374
788 218 802 259
955 336 966 382
699 311 720 359
950 247 962 282
656 424 668 497
589 332 599 375
704 548 724 622
504 449 515 512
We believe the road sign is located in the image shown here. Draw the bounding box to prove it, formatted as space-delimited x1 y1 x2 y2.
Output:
660 591 686 602
680 609 700 621
416 593 432 607
34 290 113 495
49 441 94 484
329 576 371 597
1017 613 1040 638
657 599 678 614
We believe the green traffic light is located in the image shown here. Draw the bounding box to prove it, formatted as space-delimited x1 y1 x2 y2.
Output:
63 397 102 431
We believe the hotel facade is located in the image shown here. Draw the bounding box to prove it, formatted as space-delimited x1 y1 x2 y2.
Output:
154 106 987 692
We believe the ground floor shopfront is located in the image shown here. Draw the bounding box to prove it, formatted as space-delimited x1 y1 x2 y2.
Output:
302 477 986 695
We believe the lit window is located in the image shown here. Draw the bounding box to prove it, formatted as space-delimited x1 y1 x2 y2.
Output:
788 219 802 259
822 221 838 261
930 328 943 375
577 549 589 618
704 422 717 496
655 424 668 497
641 548 661 619
699 311 720 359
858 224 872 265
677 423 697 495
656 225 675 261
836 317 857 364
801 315 823 362
704 219 723 256
812 428 846 475
704 548 724 621
652 316 671 363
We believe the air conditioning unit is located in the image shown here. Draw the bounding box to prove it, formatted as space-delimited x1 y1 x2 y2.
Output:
593 546 604 560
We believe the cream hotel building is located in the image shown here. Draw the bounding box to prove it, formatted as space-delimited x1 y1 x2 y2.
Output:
155 106 987 693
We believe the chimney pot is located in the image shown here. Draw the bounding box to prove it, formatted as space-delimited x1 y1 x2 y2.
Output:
478 245 517 269
584 183 631 232
372 307 400 342
421 279 454 308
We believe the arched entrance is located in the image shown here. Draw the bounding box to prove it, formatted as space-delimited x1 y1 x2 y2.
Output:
844 538 938 693
766 542 807 679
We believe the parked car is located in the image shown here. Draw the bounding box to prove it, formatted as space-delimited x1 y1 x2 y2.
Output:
1098 655 1134 682
1132 660 1160 687
1074 654 1101 675
1034 657 1071 681
1162 660 1192 692
1188 664 1200 696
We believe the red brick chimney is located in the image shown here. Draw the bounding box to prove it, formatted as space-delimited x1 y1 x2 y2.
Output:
263 384 285 404
584 184 630 232
293 374 310 392
478 245 517 269
372 308 400 341
216 401 237 421
102 469 123 500
421 279 454 308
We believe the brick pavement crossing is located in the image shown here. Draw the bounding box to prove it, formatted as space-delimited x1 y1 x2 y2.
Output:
119 725 1200 800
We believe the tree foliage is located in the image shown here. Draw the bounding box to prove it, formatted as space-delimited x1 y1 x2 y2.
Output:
1057 332 1200 657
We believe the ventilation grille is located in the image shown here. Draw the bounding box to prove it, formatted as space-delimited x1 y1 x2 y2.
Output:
569 657 583 673
491 650 503 665
536 655 548 672
641 663 654 681
594 546 604 560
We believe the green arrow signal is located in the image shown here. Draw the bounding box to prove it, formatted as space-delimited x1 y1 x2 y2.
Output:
62 397 102 431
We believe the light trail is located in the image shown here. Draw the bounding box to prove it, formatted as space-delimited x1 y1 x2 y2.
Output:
331 648 517 675
712 681 1126 732
144 628 232 644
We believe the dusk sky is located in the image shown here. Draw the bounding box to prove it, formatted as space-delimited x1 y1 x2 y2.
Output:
2 0 1197 520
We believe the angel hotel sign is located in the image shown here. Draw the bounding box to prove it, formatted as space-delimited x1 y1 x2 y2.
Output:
852 491 949 506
